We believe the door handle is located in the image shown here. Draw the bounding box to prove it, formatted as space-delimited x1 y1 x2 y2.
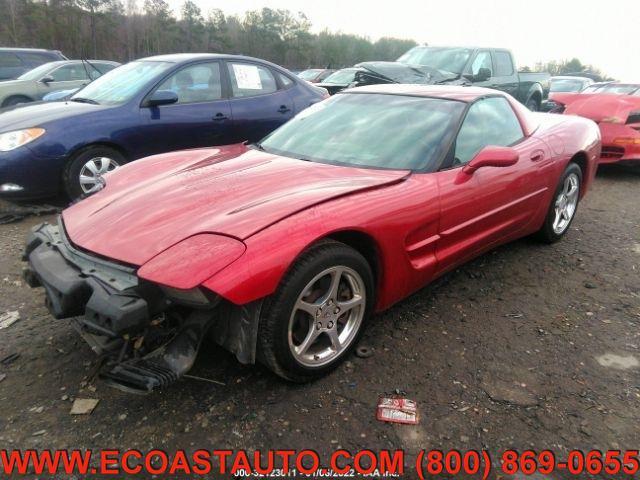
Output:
213 113 229 121
530 150 545 162
277 105 291 114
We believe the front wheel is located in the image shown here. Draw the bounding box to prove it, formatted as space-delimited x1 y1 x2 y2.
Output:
526 97 540 112
63 146 125 200
257 241 374 382
537 163 582 243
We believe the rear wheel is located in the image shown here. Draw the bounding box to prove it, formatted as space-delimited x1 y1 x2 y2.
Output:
526 97 540 112
63 146 124 200
537 163 582 243
2 95 32 108
257 241 374 382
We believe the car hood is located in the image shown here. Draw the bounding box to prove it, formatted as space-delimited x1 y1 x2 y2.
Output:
63 145 409 266
551 92 640 123
353 62 463 86
0 100 103 131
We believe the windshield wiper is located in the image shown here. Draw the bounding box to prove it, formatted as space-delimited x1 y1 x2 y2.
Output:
70 97 99 105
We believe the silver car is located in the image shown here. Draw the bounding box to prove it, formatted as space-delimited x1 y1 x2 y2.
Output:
0 60 120 108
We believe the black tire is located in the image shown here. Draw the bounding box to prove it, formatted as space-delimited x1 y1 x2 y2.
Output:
537 162 582 243
63 145 125 200
526 97 540 112
257 240 375 382
2 95 32 108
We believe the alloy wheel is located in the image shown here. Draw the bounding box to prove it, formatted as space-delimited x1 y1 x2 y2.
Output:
552 172 579 234
288 266 366 368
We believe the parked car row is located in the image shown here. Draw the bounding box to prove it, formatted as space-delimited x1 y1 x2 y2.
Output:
0 54 327 198
303 46 551 112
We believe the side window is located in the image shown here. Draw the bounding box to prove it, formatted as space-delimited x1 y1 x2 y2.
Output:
469 51 492 76
155 62 222 104
494 51 514 76
227 62 277 98
453 97 524 166
18 52 56 65
88 63 117 80
0 52 22 67
50 65 89 82
277 72 294 88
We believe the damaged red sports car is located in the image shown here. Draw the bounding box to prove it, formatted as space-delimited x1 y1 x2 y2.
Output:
24 85 601 393
550 83 640 165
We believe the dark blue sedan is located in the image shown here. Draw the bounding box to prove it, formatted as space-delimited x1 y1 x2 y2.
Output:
0 54 328 199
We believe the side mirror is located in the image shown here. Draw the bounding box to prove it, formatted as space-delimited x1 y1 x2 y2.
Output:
146 89 178 107
463 146 519 174
474 67 491 82
41 75 54 84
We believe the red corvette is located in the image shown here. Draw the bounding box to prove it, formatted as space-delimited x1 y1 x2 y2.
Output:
24 85 600 393
550 83 640 165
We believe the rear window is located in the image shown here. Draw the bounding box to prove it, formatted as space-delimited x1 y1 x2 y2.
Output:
494 51 514 76
0 52 22 67
18 51 61 64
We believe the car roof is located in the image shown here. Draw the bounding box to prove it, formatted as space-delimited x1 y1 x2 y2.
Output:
140 53 272 64
0 47 61 53
345 84 509 102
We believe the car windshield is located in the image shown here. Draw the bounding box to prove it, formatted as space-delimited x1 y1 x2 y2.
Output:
397 47 472 75
259 93 466 171
550 79 587 92
322 69 358 84
298 69 322 80
18 63 56 81
70 61 173 105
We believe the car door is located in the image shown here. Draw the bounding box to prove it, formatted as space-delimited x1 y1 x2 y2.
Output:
139 60 233 155
491 50 519 98
35 64 90 99
433 96 549 275
224 60 294 143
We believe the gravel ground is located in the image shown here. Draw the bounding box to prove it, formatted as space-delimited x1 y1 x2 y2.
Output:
0 166 639 478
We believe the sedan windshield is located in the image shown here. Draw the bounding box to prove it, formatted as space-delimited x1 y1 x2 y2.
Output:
259 93 466 171
322 69 358 84
397 47 472 74
70 61 173 105
550 79 587 93
18 63 56 81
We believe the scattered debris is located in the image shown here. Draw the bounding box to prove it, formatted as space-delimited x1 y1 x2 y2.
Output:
583 282 597 289
70 398 100 415
0 373 6 383
32 430 46 436
0 311 20 329
0 203 60 225
376 397 419 425
596 353 639 370
183 374 226 386
0 353 20 365
505 313 523 318
481 379 538 407
355 346 374 358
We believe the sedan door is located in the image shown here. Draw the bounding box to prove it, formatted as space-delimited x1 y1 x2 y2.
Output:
139 61 233 155
224 60 295 144
35 64 91 99
433 96 550 275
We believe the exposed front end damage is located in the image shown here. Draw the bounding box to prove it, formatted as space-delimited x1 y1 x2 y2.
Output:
23 219 262 394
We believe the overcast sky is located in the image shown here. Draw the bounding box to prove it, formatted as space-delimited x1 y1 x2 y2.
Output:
168 0 639 81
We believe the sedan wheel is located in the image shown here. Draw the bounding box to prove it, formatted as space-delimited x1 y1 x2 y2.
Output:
258 240 374 382
552 172 579 235
288 266 365 368
79 157 120 194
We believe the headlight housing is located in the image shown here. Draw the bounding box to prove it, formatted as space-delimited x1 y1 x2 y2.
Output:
0 128 45 152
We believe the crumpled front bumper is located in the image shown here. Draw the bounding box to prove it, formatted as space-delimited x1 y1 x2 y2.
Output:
23 220 162 335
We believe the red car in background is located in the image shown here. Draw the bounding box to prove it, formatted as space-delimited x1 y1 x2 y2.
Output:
550 83 640 165
24 85 600 393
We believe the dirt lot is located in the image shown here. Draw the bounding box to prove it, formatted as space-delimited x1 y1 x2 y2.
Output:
0 166 639 478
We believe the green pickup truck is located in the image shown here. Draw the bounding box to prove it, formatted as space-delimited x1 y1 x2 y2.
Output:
354 46 550 111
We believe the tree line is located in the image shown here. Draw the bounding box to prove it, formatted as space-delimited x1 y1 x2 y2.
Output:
1 0 611 78
0 0 419 69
